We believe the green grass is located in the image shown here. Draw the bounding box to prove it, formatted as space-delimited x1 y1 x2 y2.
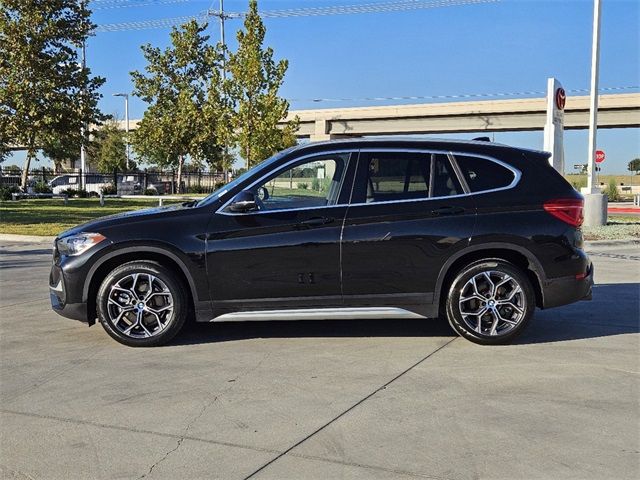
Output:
0 198 182 237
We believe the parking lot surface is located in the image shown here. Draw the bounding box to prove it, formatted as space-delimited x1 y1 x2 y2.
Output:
1 240 638 480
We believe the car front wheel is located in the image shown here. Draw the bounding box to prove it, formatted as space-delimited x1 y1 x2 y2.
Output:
446 259 535 345
97 261 188 347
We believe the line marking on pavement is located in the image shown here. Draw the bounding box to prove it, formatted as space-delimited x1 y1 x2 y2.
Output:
243 337 458 480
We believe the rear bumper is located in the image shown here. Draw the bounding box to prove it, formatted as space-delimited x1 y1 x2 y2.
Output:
542 262 594 309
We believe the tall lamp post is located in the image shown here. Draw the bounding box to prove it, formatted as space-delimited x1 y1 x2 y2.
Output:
581 0 607 226
113 93 130 170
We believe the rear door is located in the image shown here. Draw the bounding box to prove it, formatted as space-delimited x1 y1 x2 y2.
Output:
341 149 476 315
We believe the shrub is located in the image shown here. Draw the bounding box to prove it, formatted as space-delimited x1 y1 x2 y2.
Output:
214 181 226 190
33 181 52 194
297 182 308 190
0 185 19 201
606 179 620 202
61 188 88 198
311 177 321 191
186 185 208 194
144 188 158 196
101 184 117 195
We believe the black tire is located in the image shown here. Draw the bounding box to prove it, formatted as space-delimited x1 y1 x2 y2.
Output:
97 261 188 347
445 259 535 345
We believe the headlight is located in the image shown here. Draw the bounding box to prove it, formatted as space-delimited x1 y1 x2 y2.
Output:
56 233 107 256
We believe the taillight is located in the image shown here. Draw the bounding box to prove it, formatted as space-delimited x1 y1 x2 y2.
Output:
543 198 584 227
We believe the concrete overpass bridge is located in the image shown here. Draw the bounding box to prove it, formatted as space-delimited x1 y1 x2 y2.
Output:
118 93 639 141
284 93 640 141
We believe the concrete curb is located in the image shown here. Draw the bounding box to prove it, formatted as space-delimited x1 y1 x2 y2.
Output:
0 234 55 243
585 239 640 247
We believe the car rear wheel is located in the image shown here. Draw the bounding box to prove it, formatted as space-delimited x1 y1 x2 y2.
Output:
446 260 534 345
97 261 188 347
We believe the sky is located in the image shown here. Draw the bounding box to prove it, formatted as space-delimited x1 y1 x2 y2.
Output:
9 0 640 173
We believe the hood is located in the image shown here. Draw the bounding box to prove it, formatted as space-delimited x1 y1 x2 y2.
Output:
57 202 192 239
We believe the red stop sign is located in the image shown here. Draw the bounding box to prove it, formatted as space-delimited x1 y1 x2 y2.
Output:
595 150 605 163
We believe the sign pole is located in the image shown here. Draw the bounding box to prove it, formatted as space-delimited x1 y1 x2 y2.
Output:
543 77 565 173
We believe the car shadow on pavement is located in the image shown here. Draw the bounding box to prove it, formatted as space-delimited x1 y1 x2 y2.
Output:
514 282 639 345
171 283 639 347
0 248 52 270
174 317 456 346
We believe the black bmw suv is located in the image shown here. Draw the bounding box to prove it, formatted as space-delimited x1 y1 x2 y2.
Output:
50 138 592 347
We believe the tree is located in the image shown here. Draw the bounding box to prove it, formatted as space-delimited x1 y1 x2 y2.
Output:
42 135 82 173
227 0 298 169
0 0 106 188
130 21 226 192
628 158 640 174
89 119 132 173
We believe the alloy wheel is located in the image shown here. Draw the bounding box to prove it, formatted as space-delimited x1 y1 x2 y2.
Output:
457 270 526 337
106 273 174 339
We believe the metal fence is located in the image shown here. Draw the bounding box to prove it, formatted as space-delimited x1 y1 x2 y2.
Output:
0 168 229 195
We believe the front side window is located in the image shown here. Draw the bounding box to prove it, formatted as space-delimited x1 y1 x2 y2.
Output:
243 153 350 212
453 154 515 192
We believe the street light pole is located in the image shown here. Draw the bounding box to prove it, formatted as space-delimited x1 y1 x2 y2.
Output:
80 41 87 189
220 0 226 78
113 93 130 170
586 0 601 193
581 0 607 227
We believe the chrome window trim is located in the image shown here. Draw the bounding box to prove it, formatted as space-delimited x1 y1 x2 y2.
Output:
216 147 521 216
447 152 470 194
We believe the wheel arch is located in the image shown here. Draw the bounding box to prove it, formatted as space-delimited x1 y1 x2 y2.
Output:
434 243 546 316
84 246 198 325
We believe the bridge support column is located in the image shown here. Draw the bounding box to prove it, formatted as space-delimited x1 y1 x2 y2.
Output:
310 119 338 142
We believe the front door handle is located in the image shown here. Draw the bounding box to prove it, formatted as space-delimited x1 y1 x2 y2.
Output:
298 216 334 228
431 206 465 216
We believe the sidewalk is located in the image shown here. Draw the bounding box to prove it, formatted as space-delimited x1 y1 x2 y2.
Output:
0 233 55 243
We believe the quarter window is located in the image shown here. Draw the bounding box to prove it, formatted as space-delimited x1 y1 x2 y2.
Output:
453 154 515 192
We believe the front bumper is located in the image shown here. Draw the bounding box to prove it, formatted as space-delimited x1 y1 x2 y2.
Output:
542 262 594 309
50 263 88 323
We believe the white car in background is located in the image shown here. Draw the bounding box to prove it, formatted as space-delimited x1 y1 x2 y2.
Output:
49 174 112 196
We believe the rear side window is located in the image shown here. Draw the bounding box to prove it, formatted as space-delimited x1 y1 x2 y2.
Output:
431 154 463 197
365 152 430 202
453 154 515 192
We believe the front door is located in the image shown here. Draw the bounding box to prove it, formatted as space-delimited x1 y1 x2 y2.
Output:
206 152 355 316
341 150 476 315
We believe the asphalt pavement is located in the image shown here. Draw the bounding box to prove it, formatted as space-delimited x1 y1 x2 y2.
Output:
0 239 638 480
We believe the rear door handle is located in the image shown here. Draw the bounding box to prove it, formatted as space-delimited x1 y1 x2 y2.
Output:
298 216 334 228
431 206 465 216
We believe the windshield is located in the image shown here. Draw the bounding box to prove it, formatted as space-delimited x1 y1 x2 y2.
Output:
196 147 297 207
